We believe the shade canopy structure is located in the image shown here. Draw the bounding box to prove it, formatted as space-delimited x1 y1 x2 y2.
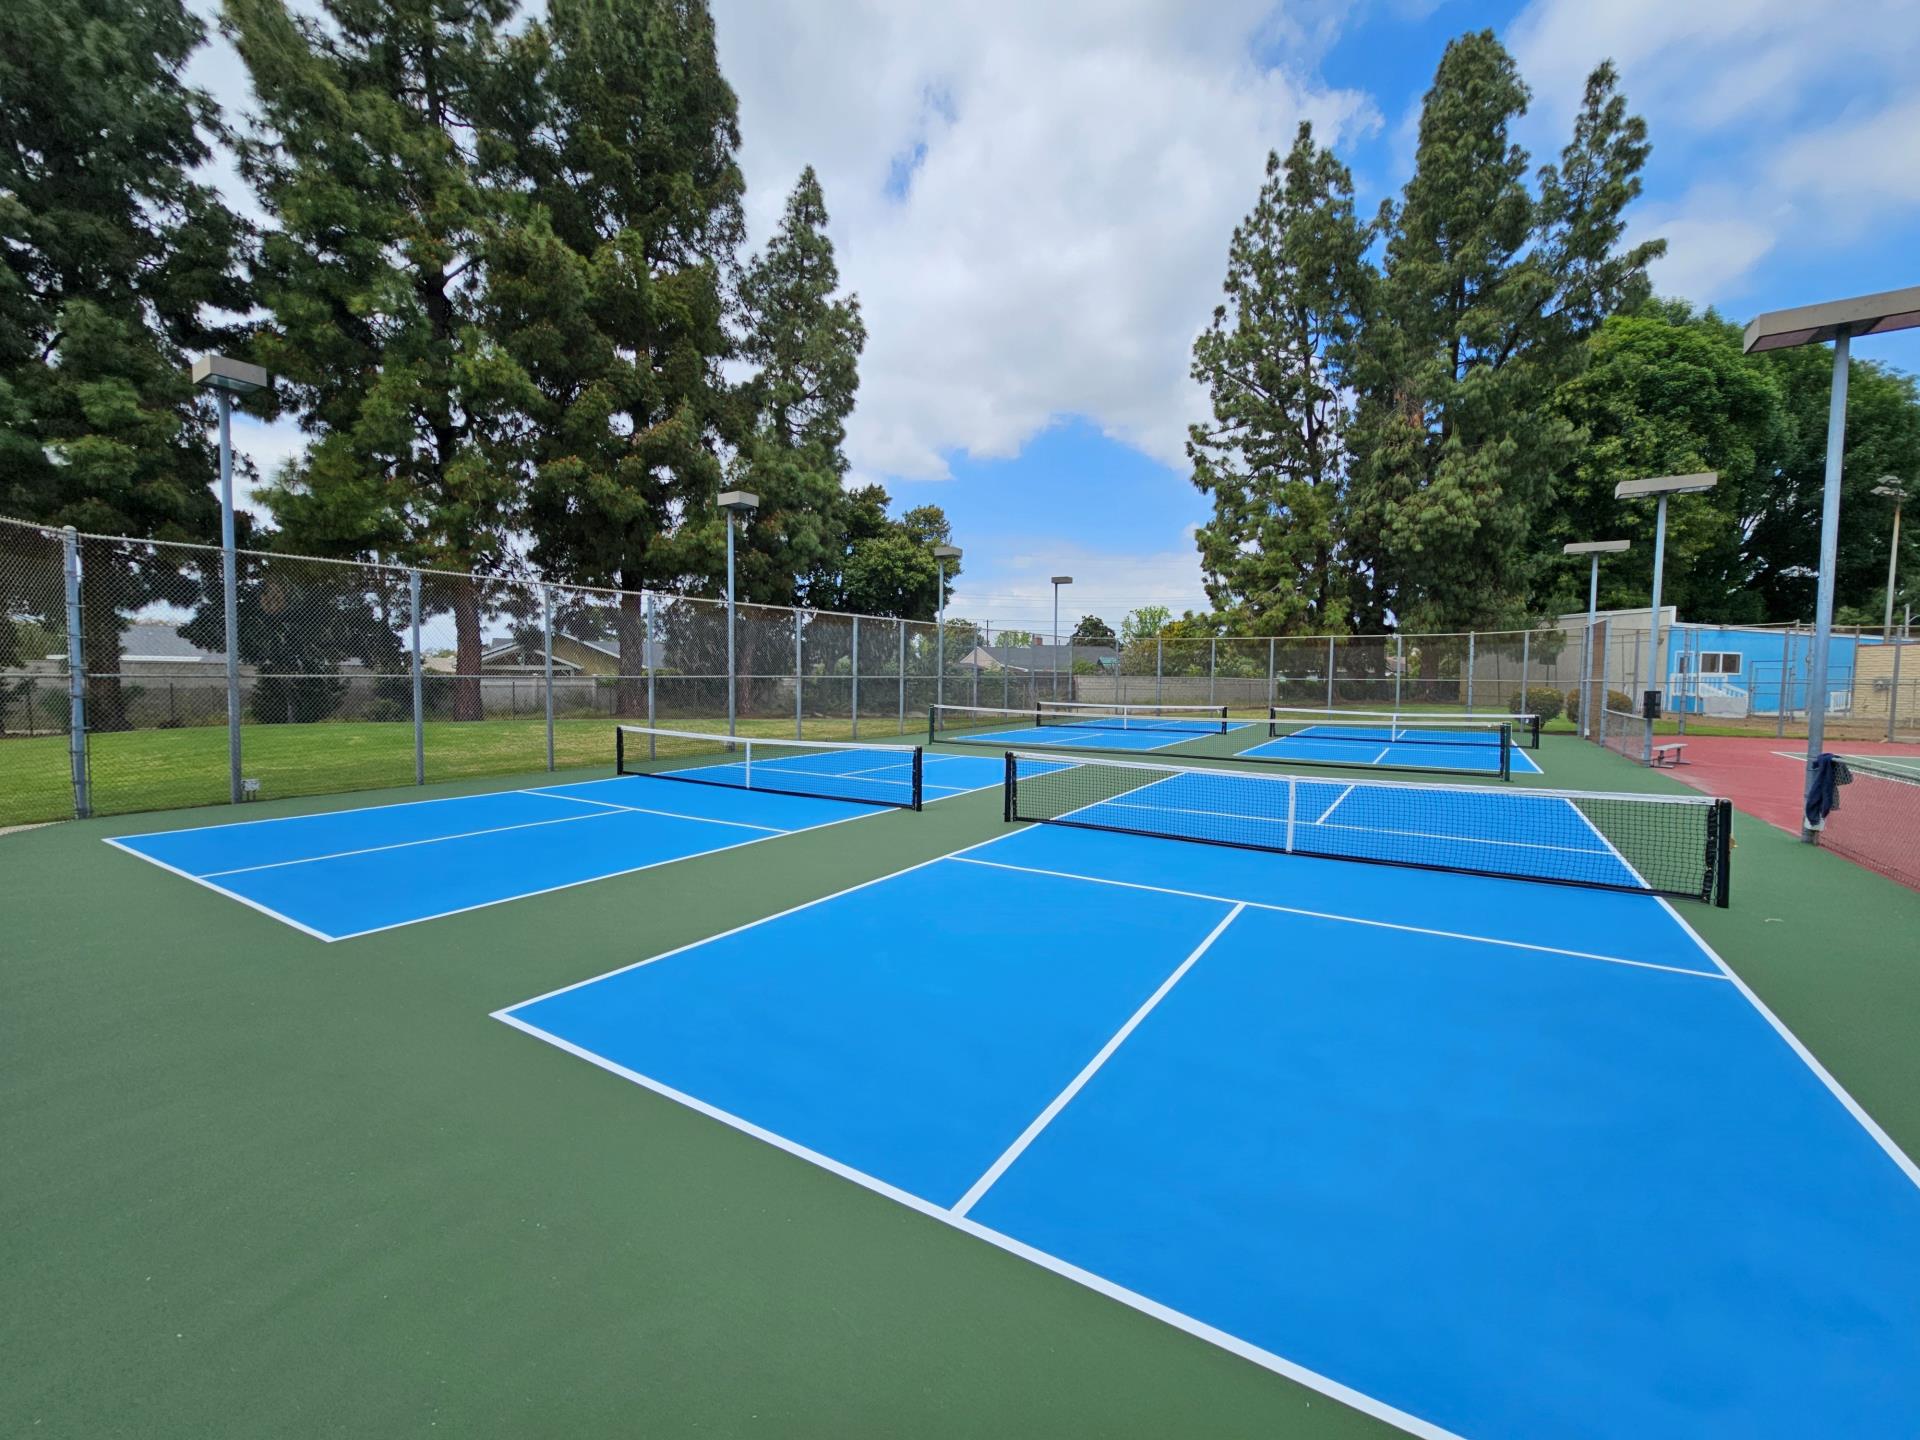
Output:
1742 285 1920 354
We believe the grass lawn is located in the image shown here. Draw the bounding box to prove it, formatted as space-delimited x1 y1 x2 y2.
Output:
0 712 917 828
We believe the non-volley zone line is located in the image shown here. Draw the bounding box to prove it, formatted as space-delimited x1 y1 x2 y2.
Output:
493 819 1920 1440
105 755 1012 941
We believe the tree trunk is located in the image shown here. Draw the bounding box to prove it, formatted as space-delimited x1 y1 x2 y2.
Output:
79 540 131 732
452 578 483 721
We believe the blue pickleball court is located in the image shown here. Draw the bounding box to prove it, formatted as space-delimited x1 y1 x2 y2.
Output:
497 763 1920 1440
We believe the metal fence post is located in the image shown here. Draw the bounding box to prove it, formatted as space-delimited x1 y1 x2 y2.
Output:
794 613 804 739
1890 638 1904 743
409 569 424 785
1466 632 1476 711
1394 633 1403 709
62 527 89 818
1777 629 1790 738
1155 635 1162 702
897 623 905 734
1208 637 1217 706
1267 637 1276 709
644 591 656 732
541 583 555 771
850 614 860 739
1326 635 1335 709
1520 630 1530 711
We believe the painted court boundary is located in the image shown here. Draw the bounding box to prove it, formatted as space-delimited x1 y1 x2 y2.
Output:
102 761 1004 943
492 814 1920 1439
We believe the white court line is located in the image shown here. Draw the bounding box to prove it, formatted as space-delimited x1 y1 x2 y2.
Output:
1315 784 1355 824
951 904 1247 1218
1559 797 1920 1192
491 1007 1464 1440
949 855 1723 980
198 796 789 879
101 838 342 942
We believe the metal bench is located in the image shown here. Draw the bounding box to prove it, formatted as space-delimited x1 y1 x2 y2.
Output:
1650 743 1687 768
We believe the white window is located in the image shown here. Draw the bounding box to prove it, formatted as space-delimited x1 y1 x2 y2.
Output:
1699 652 1742 676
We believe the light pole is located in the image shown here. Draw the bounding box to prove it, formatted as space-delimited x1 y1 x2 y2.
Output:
1050 575 1073 701
933 544 961 710
191 354 270 805
1563 539 1630 738
1873 477 1907 640
1744 285 1920 839
1614 474 1717 763
717 490 758 737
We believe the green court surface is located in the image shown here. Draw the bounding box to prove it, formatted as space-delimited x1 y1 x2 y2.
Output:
5 737 1918 1438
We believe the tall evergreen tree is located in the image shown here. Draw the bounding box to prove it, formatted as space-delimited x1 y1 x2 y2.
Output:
1347 36 1660 631
225 0 533 720
0 0 250 726
1187 123 1374 634
491 0 744 712
732 167 867 611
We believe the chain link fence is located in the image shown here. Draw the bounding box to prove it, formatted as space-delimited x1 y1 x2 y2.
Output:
4 513 1912 825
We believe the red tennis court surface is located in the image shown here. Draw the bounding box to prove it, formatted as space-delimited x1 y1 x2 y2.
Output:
1655 735 1920 888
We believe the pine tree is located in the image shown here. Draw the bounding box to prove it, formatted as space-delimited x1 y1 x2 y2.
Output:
225 0 533 720
1188 123 1374 634
733 168 867 611
486 0 744 713
1347 35 1660 631
0 0 250 727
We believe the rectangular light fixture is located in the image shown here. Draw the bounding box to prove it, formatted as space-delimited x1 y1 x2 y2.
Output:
1563 540 1631 554
1742 285 1920 354
1615 473 1717 499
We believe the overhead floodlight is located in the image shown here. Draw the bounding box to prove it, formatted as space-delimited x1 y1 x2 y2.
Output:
932 544 962 561
1050 575 1073 584
1614 473 1717 499
717 489 758 514
1563 540 1631 555
1742 285 1920 355
190 354 269 396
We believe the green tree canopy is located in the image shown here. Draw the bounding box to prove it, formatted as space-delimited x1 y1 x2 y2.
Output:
1071 614 1115 643
1346 40 1661 631
1188 122 1374 634
227 0 535 718
0 0 251 726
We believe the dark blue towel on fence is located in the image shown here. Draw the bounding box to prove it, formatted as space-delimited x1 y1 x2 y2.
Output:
1804 753 1853 831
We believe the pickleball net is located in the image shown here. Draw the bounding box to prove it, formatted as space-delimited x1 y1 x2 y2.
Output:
1267 705 1542 749
1003 751 1732 904
616 724 923 809
929 703 1231 746
1037 701 1232 734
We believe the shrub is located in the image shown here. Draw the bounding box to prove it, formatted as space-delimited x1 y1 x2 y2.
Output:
1510 686 1563 724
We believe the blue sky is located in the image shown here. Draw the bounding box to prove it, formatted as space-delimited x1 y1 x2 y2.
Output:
199 0 1920 635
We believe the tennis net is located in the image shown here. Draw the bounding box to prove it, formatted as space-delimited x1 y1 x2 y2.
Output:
1004 751 1732 904
1038 701 1230 734
616 725 922 809
1818 756 1920 891
1268 705 1541 749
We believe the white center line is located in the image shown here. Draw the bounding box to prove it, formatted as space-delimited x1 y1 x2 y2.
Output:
950 902 1248 1218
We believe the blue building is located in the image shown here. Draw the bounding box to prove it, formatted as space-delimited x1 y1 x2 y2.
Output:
1666 624 1883 718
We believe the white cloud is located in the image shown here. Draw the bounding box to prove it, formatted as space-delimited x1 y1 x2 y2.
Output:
1628 202 1779 304
1772 94 1920 221
713 0 1376 483
1507 0 1920 313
